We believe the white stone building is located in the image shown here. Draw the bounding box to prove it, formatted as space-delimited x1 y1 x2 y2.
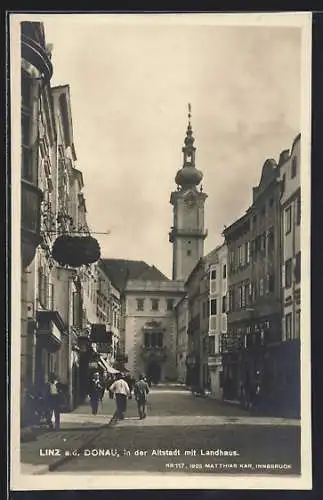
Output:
100 259 184 382
279 134 301 414
280 134 301 341
205 243 228 399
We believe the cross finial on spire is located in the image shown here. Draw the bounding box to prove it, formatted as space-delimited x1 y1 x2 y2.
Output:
188 103 192 125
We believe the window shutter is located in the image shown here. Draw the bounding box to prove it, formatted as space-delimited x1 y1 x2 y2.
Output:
209 315 217 331
221 315 227 333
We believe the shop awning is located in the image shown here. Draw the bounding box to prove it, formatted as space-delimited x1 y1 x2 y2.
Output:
98 356 120 374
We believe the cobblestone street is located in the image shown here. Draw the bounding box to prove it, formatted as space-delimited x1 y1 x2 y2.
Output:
20 387 300 475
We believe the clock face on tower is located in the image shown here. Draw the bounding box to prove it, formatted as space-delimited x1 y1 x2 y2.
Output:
184 191 197 209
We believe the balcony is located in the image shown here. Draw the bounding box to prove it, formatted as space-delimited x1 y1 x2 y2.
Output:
169 227 208 243
21 26 53 82
140 345 167 362
36 310 66 353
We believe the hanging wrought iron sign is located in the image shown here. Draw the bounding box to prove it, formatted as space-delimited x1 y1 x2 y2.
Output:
51 234 101 268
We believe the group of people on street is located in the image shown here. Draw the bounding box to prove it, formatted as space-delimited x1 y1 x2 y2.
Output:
88 371 150 421
25 370 151 431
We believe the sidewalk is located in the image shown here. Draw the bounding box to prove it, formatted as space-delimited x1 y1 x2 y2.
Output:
20 397 112 474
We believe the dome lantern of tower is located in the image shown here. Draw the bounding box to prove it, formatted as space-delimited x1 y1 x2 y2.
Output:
175 166 203 188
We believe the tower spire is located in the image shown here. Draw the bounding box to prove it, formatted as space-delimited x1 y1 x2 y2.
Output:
169 104 208 281
185 102 194 145
174 103 202 189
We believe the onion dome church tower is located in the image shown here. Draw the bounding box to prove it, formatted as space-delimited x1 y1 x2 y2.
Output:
169 104 208 281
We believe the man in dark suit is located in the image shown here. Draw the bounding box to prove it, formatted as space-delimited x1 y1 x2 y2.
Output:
134 374 150 419
45 372 64 430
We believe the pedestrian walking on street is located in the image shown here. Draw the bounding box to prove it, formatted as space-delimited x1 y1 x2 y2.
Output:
45 373 64 430
134 374 150 419
88 372 104 415
109 373 130 420
144 375 152 388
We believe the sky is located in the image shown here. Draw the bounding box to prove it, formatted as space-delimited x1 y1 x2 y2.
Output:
38 15 301 278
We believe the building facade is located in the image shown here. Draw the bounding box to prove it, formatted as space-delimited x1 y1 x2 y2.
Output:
124 280 184 381
175 295 189 384
169 108 207 282
206 244 228 399
222 213 251 400
223 155 287 411
95 260 121 364
185 259 205 390
280 134 301 416
183 244 228 398
100 259 185 382
20 28 106 422
20 22 55 425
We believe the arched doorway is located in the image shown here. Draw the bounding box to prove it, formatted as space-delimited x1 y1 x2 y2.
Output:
147 360 161 385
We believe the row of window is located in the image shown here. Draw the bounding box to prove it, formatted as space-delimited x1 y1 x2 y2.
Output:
284 310 300 341
285 196 301 233
144 331 163 348
229 241 250 271
228 274 275 312
284 252 301 288
209 264 227 281
136 298 174 312
229 230 275 274
202 297 227 318
95 308 120 329
281 156 298 195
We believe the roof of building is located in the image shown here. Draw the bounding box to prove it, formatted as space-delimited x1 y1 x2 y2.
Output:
136 265 170 282
99 259 169 291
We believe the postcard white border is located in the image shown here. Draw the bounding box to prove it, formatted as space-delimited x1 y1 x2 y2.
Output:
10 11 312 491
